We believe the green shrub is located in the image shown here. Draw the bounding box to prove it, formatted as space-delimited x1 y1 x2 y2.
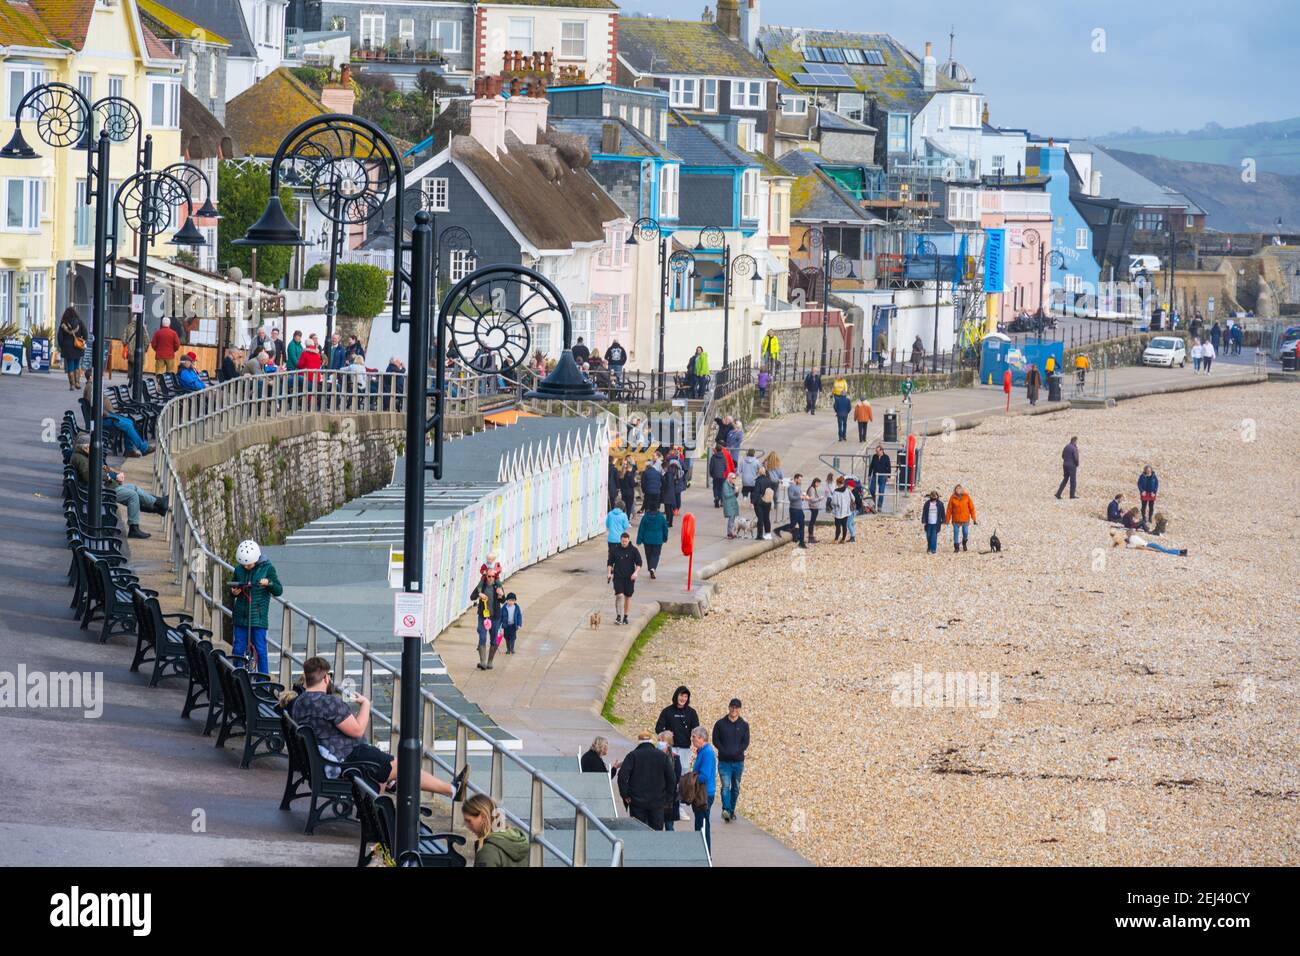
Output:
335 263 389 319
303 264 325 290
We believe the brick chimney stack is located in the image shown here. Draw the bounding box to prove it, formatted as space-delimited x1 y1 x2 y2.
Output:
717 0 740 40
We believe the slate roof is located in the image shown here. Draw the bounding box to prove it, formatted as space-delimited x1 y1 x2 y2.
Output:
154 0 254 58
818 109 876 134
549 116 679 160
226 68 329 158
452 128 626 252
618 18 773 78
1073 140 1207 214
757 25 960 114
777 148 875 223
666 115 758 168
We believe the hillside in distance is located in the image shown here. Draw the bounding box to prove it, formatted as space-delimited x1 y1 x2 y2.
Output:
1104 148 1300 233
1099 117 1300 176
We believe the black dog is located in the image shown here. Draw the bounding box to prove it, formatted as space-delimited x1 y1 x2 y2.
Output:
986 531 1002 554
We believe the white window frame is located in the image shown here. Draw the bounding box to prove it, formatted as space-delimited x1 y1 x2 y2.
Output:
951 94 979 128
887 113 909 153
658 163 680 219
741 168 760 221
1075 227 1088 250
433 20 461 54
507 17 534 53
991 154 1006 176
730 79 765 110
77 72 94 103
449 249 477 283
108 76 124 100
147 77 181 129
398 18 415 42
737 118 755 152
781 95 808 116
360 13 385 48
7 67 50 120
0 271 10 325
74 179 93 247
559 20 587 60
26 268 47 327
701 78 718 112
836 91 865 122
669 77 698 109
2 178 41 232
422 176 449 212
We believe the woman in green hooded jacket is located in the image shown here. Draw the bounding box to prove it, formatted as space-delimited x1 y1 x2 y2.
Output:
463 794 529 867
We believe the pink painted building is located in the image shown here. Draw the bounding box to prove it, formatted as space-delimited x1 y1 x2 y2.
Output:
981 189 1053 326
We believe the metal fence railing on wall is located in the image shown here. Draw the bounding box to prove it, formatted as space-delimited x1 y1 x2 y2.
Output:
150 367 625 867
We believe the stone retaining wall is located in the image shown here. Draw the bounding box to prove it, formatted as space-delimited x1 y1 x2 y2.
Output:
175 411 404 561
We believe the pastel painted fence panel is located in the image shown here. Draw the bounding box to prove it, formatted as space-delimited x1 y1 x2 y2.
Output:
421 422 609 636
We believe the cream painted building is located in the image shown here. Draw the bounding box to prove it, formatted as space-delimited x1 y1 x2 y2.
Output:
0 0 183 332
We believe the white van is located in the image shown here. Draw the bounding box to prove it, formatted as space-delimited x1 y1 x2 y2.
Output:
1127 254 1161 277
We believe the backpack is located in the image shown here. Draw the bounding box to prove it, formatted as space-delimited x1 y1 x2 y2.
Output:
762 486 775 504
678 771 708 810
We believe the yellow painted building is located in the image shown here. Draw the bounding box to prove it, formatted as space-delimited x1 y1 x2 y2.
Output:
0 0 183 332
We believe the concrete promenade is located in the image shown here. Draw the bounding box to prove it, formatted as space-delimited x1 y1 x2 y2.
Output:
0 359 1265 865
0 374 353 865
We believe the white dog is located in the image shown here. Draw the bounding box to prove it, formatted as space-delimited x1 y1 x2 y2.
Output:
733 516 756 539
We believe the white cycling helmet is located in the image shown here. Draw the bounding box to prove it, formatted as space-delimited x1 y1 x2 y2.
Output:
235 540 262 566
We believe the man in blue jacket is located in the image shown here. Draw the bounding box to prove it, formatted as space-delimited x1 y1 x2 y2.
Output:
605 504 630 564
690 725 718 852
176 353 206 391
833 391 852 441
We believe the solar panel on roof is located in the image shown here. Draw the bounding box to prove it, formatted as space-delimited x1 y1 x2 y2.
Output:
843 48 865 64
795 62 855 87
803 45 824 62
865 50 885 65
822 46 845 63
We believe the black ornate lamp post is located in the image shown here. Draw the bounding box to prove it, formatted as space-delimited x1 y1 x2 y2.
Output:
1024 228 1066 332
111 169 206 392
629 217 694 399
797 226 853 368
693 225 758 372
237 114 603 865
2 82 144 526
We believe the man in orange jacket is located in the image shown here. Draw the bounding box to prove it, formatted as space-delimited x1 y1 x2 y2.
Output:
945 484 977 553
852 396 874 442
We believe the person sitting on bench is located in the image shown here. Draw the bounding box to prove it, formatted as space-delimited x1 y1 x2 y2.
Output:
285 656 467 799
70 433 167 539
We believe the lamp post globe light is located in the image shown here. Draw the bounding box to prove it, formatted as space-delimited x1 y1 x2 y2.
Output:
798 226 854 368
236 113 603 865
1 81 145 528
628 216 694 399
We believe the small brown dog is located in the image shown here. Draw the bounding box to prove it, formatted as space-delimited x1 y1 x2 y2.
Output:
588 611 602 629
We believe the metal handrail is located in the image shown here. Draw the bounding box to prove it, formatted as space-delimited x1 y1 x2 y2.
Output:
150 367 625 866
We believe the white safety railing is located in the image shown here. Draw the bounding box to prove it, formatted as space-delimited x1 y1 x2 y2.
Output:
150 367 624 866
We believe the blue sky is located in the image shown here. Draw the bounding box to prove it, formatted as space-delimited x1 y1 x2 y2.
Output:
626 0 1292 136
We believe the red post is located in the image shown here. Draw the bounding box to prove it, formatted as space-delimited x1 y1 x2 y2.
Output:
680 512 696 592
1003 368 1012 412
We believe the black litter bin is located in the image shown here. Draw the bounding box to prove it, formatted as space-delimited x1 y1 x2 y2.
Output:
895 448 909 491
1283 351 1298 372
1047 374 1063 402
883 409 898 444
